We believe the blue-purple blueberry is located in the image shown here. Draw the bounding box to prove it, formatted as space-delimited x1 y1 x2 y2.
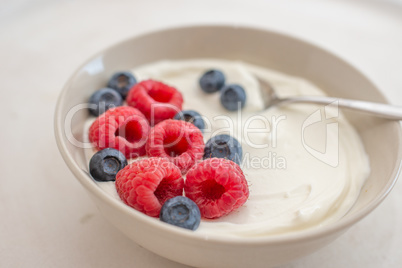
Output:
88 87 123 116
108 71 137 99
89 148 127 182
173 110 205 132
220 84 246 111
199 69 225 93
160 196 201 231
203 134 242 165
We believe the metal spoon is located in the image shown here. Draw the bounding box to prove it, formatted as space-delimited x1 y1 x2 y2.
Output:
257 77 402 120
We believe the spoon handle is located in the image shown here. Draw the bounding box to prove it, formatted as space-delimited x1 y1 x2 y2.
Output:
279 96 402 120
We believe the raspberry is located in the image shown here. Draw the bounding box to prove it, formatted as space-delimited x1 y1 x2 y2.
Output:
115 157 184 217
146 119 204 174
88 106 150 158
126 79 183 125
184 158 249 219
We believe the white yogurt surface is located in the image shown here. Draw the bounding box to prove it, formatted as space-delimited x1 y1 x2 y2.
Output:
85 59 370 237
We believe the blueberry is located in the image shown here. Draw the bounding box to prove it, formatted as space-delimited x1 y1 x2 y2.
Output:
89 148 128 182
107 71 137 99
220 84 246 111
160 196 201 231
173 110 205 132
203 134 242 165
88 88 123 116
199 69 225 93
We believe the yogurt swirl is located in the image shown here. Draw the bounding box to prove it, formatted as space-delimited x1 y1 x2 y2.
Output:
86 59 370 237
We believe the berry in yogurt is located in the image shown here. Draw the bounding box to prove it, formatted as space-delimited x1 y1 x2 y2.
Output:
107 71 137 99
220 84 247 111
89 148 128 182
126 79 183 125
173 110 205 132
184 158 249 219
203 134 243 165
115 157 184 217
160 196 201 231
146 119 204 174
89 106 149 158
88 87 123 116
199 69 226 93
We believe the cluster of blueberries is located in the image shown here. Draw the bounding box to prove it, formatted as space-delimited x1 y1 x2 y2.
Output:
199 69 247 111
88 69 246 230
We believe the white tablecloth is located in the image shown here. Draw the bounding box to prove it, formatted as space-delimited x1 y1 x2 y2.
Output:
1 0 401 267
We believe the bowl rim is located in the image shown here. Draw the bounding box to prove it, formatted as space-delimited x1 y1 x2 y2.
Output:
54 23 402 245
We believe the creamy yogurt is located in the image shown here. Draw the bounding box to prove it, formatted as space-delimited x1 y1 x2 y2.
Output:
84 59 370 237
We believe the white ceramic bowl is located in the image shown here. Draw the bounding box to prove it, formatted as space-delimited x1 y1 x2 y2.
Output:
54 25 401 268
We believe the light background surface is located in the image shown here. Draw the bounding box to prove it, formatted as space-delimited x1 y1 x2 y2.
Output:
1 0 401 267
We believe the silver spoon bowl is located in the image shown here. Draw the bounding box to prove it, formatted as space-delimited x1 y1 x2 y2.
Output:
257 77 402 120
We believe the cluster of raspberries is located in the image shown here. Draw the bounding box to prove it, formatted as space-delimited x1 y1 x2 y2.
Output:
88 79 249 219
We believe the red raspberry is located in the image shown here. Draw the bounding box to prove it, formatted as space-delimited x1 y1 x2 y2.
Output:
126 79 183 125
115 157 184 217
89 106 150 158
146 119 204 174
184 158 249 219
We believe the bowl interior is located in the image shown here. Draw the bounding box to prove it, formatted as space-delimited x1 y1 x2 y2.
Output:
55 25 401 240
